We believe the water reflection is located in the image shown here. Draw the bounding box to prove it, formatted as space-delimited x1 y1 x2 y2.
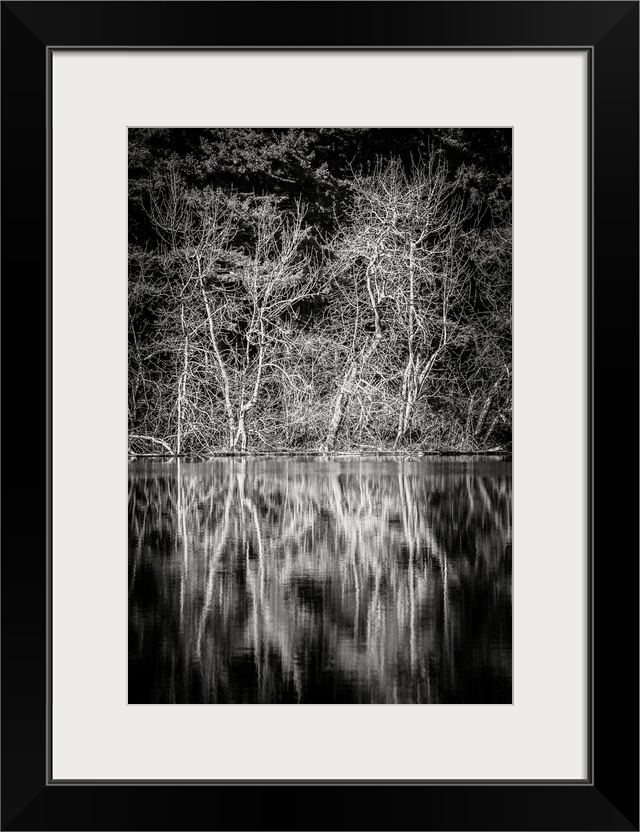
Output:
129 456 511 704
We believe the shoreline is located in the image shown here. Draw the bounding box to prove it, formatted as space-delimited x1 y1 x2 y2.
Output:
128 449 512 460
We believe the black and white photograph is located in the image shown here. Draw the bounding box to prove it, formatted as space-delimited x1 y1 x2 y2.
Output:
128 128 512 705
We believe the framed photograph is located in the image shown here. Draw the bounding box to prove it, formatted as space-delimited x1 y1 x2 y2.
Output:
2 2 637 830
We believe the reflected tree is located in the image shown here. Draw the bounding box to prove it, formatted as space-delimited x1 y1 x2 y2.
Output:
129 458 512 704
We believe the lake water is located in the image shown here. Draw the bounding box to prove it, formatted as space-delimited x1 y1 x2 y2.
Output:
129 456 511 704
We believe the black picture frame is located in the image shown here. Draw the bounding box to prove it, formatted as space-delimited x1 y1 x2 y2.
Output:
2 2 638 829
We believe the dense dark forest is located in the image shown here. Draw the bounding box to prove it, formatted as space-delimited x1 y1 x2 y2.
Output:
128 128 511 455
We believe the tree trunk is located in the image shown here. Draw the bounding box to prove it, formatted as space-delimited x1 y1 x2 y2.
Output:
322 260 383 453
322 329 382 452
395 357 416 446
176 305 188 455
395 351 438 447
321 360 359 453
481 410 503 447
232 412 248 453
474 373 504 440
199 276 237 450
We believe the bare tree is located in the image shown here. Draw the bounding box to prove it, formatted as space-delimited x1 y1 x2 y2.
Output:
319 164 394 452
321 158 468 452
129 154 510 456
143 170 317 453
